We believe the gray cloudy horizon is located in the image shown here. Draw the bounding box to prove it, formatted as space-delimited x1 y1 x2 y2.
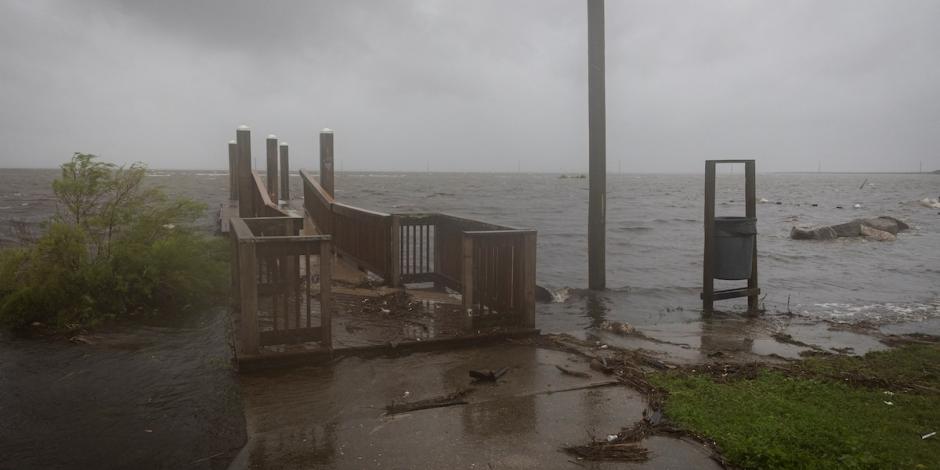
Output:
1 0 938 173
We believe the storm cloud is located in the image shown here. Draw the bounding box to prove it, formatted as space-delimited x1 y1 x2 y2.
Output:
1 0 938 172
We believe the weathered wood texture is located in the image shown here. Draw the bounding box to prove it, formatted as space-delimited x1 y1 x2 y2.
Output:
228 141 238 201
236 127 254 217
300 171 536 328
319 130 334 197
279 143 290 201
266 136 279 203
231 216 333 357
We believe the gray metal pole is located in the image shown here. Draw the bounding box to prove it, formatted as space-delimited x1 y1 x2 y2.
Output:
279 142 290 201
266 135 279 202
588 0 606 290
320 128 335 197
236 125 253 217
228 140 238 201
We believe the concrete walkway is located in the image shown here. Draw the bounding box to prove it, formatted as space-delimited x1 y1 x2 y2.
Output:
229 343 721 469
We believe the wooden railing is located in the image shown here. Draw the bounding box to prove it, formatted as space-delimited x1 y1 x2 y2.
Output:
249 170 292 218
393 214 536 328
230 213 332 357
300 171 536 329
300 170 393 280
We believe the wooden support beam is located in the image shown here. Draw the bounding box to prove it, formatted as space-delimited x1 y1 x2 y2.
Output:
319 128 335 198
587 0 606 290
461 235 474 319
522 231 537 329
319 239 333 349
390 215 401 287
279 142 290 201
266 135 279 203
701 287 761 302
236 125 253 218
238 240 259 354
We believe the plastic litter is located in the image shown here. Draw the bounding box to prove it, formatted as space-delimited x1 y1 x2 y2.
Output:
922 432 936 440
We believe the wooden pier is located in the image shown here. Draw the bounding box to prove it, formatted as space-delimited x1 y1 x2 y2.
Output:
222 126 538 368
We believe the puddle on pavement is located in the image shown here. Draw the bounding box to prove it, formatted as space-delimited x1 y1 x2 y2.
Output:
235 344 721 470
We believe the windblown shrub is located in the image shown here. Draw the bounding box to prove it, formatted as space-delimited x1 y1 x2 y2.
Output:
0 153 228 329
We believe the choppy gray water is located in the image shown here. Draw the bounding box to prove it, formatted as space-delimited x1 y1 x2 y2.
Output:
2 168 939 331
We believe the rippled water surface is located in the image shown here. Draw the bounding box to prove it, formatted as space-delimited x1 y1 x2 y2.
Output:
2 168 939 331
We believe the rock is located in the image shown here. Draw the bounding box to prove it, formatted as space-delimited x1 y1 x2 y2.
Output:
534 285 554 303
860 224 896 241
791 216 910 240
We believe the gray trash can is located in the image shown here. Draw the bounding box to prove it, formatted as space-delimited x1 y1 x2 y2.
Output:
713 216 756 280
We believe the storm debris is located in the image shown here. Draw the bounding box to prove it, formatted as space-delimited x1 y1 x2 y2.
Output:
386 389 474 415
469 367 509 382
555 365 591 378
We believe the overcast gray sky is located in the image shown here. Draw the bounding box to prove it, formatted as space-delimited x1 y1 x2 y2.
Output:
1 0 938 172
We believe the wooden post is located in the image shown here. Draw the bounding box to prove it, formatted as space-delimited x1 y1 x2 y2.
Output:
319 128 335 197
319 239 333 349
433 217 443 290
236 125 253 218
228 140 238 201
238 240 259 355
390 215 401 287
703 161 716 313
523 231 537 329
587 0 606 290
279 142 290 202
745 161 759 313
266 135 279 203
461 234 474 320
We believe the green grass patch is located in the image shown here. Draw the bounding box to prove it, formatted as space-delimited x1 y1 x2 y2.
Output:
651 345 940 469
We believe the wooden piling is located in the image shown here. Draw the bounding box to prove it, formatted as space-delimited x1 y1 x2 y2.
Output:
266 135 279 203
587 0 606 290
319 128 335 197
228 140 238 201
745 161 758 312
279 142 290 201
236 125 253 218
702 161 716 313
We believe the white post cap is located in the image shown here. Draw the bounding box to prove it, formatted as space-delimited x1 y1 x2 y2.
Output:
320 128 334 134
228 140 236 144
266 134 277 139
237 124 250 131
279 142 288 147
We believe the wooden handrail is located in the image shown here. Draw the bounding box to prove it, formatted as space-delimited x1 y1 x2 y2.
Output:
297 169 536 330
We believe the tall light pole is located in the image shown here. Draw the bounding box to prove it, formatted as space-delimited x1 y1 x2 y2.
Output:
588 0 606 290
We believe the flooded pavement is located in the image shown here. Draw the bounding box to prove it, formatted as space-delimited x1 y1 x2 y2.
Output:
0 308 245 470
232 343 721 470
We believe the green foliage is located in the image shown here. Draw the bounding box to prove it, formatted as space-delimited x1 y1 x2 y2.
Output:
0 153 228 329
651 345 940 469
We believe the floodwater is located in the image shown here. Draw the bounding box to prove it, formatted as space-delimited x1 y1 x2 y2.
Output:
3 168 938 330
1 168 938 468
0 309 244 469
